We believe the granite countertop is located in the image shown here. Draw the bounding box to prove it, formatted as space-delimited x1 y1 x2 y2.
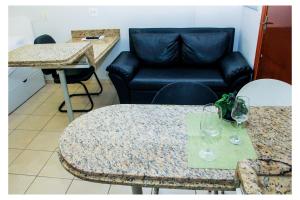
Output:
8 29 120 68
236 107 292 194
58 105 291 191
8 42 95 68
70 29 120 65
237 159 291 194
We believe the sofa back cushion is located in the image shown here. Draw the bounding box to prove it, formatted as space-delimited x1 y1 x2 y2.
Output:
131 33 180 66
181 32 229 65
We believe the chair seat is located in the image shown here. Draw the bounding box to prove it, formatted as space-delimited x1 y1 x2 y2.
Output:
53 66 95 84
129 67 228 91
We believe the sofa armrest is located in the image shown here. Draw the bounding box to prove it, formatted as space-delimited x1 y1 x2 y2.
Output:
106 51 140 82
219 52 252 84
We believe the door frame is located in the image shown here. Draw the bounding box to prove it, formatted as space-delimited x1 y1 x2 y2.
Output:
253 6 268 80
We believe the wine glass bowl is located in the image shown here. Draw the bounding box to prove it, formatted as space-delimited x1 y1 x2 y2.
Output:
230 96 250 145
199 104 223 161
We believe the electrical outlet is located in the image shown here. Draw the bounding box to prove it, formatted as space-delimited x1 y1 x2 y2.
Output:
88 8 98 17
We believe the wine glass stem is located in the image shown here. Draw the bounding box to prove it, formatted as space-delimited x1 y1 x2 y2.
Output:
237 122 241 129
237 122 242 141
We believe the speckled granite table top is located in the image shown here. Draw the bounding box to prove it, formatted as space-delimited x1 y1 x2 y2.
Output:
8 42 94 67
59 105 291 191
237 159 291 194
8 29 120 68
236 107 292 194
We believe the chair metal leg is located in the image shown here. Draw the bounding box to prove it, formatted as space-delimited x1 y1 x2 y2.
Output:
93 72 103 95
58 74 103 113
59 82 94 113
153 187 159 194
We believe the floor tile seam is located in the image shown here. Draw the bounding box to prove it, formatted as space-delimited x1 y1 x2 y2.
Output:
14 112 56 131
23 151 56 194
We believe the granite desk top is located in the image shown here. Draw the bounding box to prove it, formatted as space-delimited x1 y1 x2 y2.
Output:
8 42 95 68
70 29 120 65
58 105 291 191
8 29 120 68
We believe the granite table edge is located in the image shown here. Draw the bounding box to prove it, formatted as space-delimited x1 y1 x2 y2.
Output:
236 159 292 194
8 42 94 67
58 151 237 191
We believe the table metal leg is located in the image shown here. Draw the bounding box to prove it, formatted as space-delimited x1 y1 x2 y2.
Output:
131 186 143 194
57 70 74 122
153 187 159 194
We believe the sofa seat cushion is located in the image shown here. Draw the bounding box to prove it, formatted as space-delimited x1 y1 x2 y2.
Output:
181 32 229 65
131 33 180 65
129 67 228 90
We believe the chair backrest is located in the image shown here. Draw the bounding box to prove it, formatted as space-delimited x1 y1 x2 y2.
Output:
151 82 218 105
237 79 292 106
34 34 56 44
34 34 57 76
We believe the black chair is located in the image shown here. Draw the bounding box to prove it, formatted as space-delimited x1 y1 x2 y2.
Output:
34 34 103 112
151 81 218 195
151 82 218 105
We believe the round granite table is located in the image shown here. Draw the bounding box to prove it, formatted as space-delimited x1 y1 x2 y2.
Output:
58 104 291 194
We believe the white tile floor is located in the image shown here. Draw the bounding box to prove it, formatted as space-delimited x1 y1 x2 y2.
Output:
8 79 237 194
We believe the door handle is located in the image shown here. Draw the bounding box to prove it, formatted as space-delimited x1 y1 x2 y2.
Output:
263 16 274 32
262 21 274 25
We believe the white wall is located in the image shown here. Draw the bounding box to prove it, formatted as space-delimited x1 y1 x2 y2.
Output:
194 6 243 51
9 6 260 79
238 6 262 67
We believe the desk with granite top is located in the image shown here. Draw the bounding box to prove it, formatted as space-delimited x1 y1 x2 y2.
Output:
8 29 120 122
58 105 291 194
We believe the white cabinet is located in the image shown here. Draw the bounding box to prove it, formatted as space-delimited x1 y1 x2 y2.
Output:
8 68 45 113
8 16 46 114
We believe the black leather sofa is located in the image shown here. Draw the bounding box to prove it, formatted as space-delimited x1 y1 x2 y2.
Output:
107 28 252 104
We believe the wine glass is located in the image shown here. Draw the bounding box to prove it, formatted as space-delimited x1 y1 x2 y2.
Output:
230 96 250 145
199 104 222 161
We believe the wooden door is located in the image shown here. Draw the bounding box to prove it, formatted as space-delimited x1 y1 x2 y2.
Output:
253 6 292 84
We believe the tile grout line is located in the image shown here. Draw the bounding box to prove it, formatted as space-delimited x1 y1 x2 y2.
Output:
8 149 24 167
8 129 43 167
8 115 28 130
9 172 74 180
107 184 112 194
65 177 75 194
9 81 93 117
23 151 56 194
9 121 54 163
9 147 57 152
9 85 112 118
9 81 109 116
8 173 36 177
13 114 55 133
9 82 115 194
9 92 66 167
11 84 57 116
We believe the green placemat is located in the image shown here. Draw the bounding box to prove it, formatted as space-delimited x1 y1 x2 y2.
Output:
186 113 257 169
